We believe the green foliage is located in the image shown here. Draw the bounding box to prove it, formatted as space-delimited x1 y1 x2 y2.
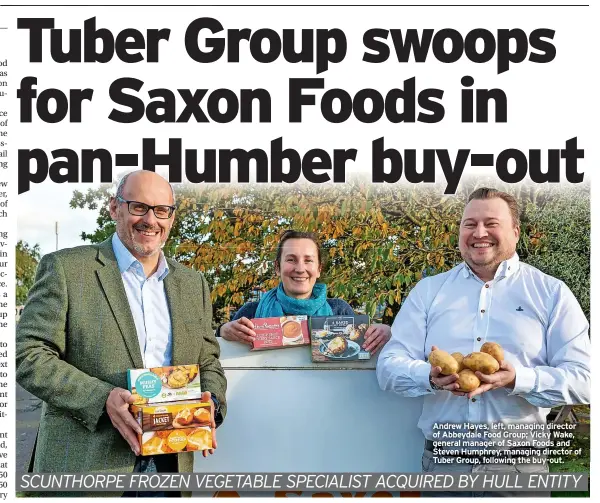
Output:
517 186 590 321
70 186 116 243
71 181 589 326
16 240 41 305
549 430 590 497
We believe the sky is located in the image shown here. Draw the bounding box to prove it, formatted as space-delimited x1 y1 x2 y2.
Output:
17 168 176 256
17 181 105 256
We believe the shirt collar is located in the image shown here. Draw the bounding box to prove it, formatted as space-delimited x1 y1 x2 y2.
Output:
462 253 520 281
111 233 169 281
497 253 520 279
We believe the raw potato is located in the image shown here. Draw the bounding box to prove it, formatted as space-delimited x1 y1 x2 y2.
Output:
451 352 465 372
480 342 504 363
429 349 459 376
457 369 480 392
463 352 500 375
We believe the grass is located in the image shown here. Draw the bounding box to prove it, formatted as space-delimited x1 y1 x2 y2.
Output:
550 431 590 498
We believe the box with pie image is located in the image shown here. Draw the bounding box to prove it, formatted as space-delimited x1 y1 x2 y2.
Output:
138 427 213 456
127 365 201 405
310 315 371 362
250 315 310 351
130 400 213 456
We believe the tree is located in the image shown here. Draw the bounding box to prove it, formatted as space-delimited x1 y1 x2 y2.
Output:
70 185 116 244
16 240 41 305
71 180 590 326
518 186 590 321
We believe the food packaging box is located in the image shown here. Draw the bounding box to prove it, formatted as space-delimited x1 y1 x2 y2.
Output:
127 365 201 405
250 315 310 351
130 400 213 456
310 315 371 362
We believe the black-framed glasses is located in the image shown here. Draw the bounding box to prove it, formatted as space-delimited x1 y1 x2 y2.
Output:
116 196 175 219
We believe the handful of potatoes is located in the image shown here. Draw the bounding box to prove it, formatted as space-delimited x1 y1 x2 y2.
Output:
428 342 504 392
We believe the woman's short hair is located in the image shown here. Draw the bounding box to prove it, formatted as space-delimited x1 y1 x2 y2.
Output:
275 230 323 267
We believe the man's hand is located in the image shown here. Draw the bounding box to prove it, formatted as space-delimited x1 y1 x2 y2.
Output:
466 361 516 399
429 346 463 393
363 324 392 353
106 387 142 456
221 317 256 346
201 391 218 458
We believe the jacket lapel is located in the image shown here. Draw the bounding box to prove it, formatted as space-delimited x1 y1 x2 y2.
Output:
164 266 187 366
95 238 144 369
165 262 204 366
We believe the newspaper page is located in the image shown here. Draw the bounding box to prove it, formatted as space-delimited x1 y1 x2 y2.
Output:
0 0 596 498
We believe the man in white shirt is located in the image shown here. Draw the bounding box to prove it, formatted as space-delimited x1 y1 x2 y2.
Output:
376 188 590 497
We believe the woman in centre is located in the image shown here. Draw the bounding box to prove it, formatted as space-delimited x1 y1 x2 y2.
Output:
219 230 391 354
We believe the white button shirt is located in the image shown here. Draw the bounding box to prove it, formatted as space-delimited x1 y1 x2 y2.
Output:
376 254 590 442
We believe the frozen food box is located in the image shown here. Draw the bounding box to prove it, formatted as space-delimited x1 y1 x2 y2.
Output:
137 427 213 456
250 315 310 351
130 400 213 456
127 365 201 405
310 315 371 362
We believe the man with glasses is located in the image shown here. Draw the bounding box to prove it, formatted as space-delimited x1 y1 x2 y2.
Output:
16 170 227 497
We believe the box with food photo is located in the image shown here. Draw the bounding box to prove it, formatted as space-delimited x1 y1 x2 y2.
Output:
310 315 371 362
130 400 213 456
250 315 310 351
127 364 201 405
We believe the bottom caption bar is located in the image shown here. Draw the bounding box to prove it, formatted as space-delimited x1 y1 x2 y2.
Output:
17 473 588 492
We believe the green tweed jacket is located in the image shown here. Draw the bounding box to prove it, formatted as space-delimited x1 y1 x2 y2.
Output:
16 237 227 496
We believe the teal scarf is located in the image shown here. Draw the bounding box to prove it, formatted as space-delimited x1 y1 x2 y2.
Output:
255 283 333 318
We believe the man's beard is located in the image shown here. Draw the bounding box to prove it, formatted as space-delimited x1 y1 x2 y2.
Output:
117 224 165 257
462 246 514 273
131 225 165 257
131 238 161 257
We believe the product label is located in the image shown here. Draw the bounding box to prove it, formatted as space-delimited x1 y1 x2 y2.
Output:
135 372 163 398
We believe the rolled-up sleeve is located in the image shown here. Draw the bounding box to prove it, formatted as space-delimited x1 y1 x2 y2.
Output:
510 281 590 407
376 280 434 397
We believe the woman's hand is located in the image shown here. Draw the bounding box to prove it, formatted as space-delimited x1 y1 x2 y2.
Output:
362 323 392 354
220 317 256 345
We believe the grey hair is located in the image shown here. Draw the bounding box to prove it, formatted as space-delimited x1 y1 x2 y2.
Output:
116 171 175 201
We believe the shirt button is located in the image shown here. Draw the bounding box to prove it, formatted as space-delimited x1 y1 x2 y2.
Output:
472 398 477 402
480 309 485 313
485 284 490 288
477 337 482 342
